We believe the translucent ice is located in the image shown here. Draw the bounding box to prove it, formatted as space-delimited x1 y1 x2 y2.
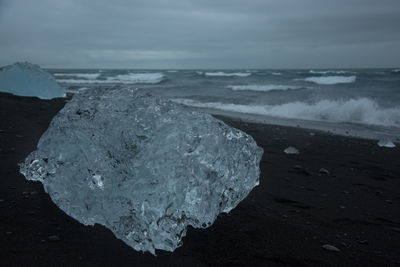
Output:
0 62 66 99
377 139 396 148
20 88 263 254
284 146 299 154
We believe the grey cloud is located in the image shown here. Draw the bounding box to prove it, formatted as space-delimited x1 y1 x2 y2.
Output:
0 0 399 68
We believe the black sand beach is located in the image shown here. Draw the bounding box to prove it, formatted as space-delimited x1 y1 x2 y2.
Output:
1 92 399 266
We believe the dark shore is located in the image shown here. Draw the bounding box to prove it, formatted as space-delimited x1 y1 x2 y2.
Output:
1 92 399 267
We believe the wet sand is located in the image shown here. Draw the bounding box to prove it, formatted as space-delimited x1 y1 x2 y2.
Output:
1 92 399 266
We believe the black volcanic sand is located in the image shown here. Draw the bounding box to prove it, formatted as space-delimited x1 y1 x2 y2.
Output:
1 92 399 267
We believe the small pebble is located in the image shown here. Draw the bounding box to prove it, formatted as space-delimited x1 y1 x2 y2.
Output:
48 235 60 242
358 240 368 245
292 165 311 176
319 168 330 175
322 244 340 252
391 227 400 233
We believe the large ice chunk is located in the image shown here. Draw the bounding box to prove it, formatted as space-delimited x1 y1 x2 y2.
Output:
0 62 66 99
20 88 263 254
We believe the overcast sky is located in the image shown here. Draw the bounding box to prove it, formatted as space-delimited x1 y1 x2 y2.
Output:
1 0 399 69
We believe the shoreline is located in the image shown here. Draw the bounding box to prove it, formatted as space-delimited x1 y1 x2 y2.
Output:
179 106 400 143
1 92 399 266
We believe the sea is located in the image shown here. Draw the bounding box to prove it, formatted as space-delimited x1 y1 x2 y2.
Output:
49 68 400 142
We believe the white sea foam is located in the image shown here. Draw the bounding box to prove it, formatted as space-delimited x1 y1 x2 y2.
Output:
54 73 101 79
227 84 303 92
107 73 164 84
173 98 400 127
270 72 282 75
303 76 356 85
309 70 348 75
66 87 90 94
56 79 103 84
204 72 251 77
393 69 400 73
57 73 164 84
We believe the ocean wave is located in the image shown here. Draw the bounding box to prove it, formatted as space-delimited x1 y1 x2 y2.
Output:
173 98 400 127
309 70 348 75
227 84 304 92
57 73 164 84
302 76 356 85
204 72 251 77
56 79 103 84
66 87 90 94
270 72 282 75
393 69 400 73
54 73 101 79
107 73 164 84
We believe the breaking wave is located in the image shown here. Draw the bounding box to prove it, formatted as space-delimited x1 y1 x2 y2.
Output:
302 76 357 85
173 98 400 127
204 72 251 77
227 84 304 92
57 73 164 84
66 87 90 94
107 73 164 84
56 79 105 84
309 70 349 75
54 73 101 79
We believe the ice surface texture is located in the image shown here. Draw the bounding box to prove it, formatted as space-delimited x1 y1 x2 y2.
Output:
0 62 65 99
284 146 299 154
377 139 396 148
20 88 263 254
